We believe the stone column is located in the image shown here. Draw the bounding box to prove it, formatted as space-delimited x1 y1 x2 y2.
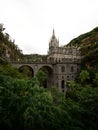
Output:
33 64 38 77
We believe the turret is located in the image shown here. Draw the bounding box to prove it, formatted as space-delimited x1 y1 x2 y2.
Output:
49 29 59 49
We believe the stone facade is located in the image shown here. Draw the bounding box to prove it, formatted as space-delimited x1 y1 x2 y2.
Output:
47 29 81 63
47 30 81 92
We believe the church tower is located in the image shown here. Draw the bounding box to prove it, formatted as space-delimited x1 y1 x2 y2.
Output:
47 29 59 62
49 29 59 49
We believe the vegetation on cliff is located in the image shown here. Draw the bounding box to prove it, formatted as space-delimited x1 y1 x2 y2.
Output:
67 27 98 68
0 24 23 62
23 54 47 63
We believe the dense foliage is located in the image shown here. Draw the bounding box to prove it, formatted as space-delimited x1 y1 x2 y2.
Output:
0 58 25 78
0 69 98 130
23 54 47 63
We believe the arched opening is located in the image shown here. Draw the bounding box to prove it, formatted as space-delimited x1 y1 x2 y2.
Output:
61 80 65 92
61 66 65 72
19 65 34 78
37 66 53 88
71 66 74 72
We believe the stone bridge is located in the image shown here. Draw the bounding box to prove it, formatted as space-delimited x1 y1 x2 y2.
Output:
12 61 81 92
10 30 82 92
12 62 53 76
12 62 54 88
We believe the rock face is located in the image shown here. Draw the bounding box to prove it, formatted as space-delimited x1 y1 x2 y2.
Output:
0 24 23 62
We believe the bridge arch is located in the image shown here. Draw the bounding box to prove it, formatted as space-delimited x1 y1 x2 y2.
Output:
19 65 34 78
37 65 53 88
12 63 53 87
38 65 53 73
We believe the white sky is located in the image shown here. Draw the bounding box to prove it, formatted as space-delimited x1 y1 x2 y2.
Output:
0 0 98 54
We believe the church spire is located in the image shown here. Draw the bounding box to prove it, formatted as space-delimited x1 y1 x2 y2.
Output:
52 28 55 39
49 29 59 48
53 29 55 35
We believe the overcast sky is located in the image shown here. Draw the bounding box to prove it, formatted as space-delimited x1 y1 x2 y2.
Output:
0 0 98 54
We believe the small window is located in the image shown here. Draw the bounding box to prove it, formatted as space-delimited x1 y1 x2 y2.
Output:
55 59 57 63
49 57 51 62
69 49 72 53
61 80 65 89
71 66 74 72
67 75 69 79
62 58 65 62
61 66 65 72
72 75 74 78
62 76 64 79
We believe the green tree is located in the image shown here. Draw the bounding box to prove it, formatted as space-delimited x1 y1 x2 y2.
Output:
0 75 70 130
1 67 98 130
19 66 33 78
66 73 98 130
79 70 90 85
36 70 47 87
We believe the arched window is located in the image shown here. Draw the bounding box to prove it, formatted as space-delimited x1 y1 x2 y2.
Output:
55 58 57 63
59 59 60 62
71 66 74 72
61 80 65 89
61 66 65 72
49 57 51 62
62 76 64 79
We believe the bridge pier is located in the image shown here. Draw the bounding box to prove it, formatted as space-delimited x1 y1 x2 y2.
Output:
33 64 39 77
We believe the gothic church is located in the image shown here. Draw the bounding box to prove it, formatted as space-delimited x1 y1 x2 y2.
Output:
47 30 81 92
